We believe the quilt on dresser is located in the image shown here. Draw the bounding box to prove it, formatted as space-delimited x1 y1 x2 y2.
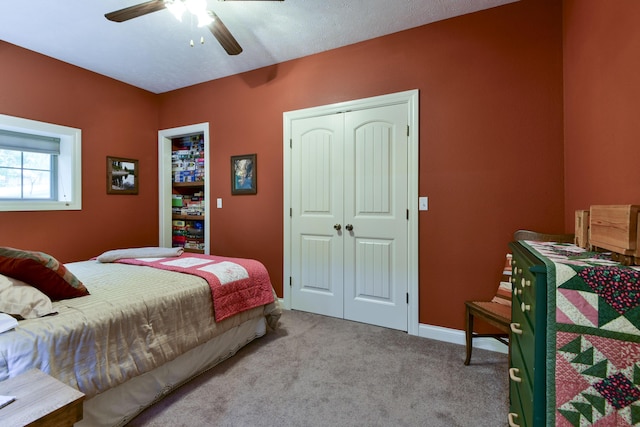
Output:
524 241 640 427
0 261 272 399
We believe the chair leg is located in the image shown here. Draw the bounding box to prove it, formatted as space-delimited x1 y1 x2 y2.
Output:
464 305 473 365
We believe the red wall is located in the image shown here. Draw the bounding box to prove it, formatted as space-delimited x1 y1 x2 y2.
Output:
1 0 565 331
563 0 640 228
0 42 160 263
158 0 565 329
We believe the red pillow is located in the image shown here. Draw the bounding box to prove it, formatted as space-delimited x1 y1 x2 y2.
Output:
0 247 89 301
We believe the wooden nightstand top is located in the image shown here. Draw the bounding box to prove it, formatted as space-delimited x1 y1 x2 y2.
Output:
0 369 84 427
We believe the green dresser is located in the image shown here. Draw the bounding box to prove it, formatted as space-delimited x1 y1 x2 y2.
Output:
508 241 547 427
507 240 640 426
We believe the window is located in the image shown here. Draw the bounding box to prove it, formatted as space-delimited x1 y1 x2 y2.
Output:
0 130 59 200
0 114 81 211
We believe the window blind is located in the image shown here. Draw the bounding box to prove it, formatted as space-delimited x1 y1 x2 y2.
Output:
0 129 60 154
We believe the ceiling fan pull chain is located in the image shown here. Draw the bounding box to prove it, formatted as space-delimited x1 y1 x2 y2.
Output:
190 39 194 47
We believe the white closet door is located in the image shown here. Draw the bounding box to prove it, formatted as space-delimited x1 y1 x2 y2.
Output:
290 103 409 331
290 114 345 318
343 104 408 331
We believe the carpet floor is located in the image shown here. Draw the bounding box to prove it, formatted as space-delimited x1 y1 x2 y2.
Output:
127 309 509 427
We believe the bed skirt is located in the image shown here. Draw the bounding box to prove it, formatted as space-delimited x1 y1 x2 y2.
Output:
79 315 267 427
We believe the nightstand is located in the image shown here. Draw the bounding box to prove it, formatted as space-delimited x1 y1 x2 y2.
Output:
0 369 84 427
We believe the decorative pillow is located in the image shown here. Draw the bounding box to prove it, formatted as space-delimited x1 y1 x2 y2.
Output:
0 274 56 319
491 254 513 306
0 247 89 300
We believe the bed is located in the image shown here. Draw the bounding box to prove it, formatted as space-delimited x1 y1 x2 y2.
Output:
0 247 281 427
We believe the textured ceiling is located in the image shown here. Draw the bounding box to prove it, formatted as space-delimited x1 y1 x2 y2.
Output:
0 0 517 94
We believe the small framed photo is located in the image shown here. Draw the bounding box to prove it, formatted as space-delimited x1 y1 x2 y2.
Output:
107 156 138 195
231 154 257 195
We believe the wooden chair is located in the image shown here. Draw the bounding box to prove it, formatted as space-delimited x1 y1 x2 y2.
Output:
463 230 574 365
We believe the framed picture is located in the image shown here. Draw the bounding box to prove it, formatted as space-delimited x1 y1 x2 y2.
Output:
107 156 139 195
231 154 257 195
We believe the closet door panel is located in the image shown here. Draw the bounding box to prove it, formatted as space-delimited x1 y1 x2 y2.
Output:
290 114 344 318
343 104 408 331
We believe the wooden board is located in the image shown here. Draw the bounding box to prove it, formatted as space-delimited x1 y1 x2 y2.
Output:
574 210 590 249
589 205 640 256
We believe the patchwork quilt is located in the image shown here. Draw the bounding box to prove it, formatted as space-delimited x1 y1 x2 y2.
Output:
523 241 640 426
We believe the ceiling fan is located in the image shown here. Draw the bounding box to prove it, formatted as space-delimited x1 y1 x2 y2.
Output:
105 0 283 56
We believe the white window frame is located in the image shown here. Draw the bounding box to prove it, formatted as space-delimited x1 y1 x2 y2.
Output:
0 114 81 211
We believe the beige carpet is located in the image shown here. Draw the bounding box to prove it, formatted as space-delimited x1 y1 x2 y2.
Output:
127 309 508 426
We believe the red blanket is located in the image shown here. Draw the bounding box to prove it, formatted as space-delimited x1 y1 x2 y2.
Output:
115 253 274 322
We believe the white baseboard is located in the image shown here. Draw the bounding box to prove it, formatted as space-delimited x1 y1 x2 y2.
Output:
418 323 508 354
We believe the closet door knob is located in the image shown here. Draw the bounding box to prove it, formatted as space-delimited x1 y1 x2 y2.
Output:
333 224 341 231
345 224 353 231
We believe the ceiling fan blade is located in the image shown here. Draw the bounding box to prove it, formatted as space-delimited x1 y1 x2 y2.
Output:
207 11 243 55
105 0 167 22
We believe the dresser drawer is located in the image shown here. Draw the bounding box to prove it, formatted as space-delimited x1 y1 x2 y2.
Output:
509 241 549 427
512 257 537 329
510 339 534 427
510 302 535 381
509 377 526 427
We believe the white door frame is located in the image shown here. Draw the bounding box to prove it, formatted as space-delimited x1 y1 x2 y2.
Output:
158 122 211 254
283 90 420 336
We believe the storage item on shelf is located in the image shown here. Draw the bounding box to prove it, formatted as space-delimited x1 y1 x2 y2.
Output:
172 134 205 183
171 133 206 253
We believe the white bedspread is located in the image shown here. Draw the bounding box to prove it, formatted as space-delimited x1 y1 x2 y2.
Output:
0 260 278 399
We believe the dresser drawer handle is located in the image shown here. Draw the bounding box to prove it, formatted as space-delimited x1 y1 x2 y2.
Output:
509 368 522 383
508 413 521 427
510 323 523 335
513 287 522 296
521 302 531 313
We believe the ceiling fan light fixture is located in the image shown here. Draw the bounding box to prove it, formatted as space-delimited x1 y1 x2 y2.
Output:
104 0 258 56
195 11 214 27
185 0 207 15
164 0 186 21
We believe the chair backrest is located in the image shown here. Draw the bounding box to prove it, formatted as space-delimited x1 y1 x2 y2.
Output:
490 253 513 306
485 231 573 307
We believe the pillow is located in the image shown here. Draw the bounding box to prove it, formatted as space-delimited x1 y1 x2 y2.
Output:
0 247 89 300
0 274 56 319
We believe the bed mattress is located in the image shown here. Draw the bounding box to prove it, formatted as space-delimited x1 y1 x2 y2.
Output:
0 260 279 400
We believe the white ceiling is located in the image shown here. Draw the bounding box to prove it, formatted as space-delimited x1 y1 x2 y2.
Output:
0 0 517 94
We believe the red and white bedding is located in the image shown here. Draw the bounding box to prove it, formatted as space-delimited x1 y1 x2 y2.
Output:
113 253 275 321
